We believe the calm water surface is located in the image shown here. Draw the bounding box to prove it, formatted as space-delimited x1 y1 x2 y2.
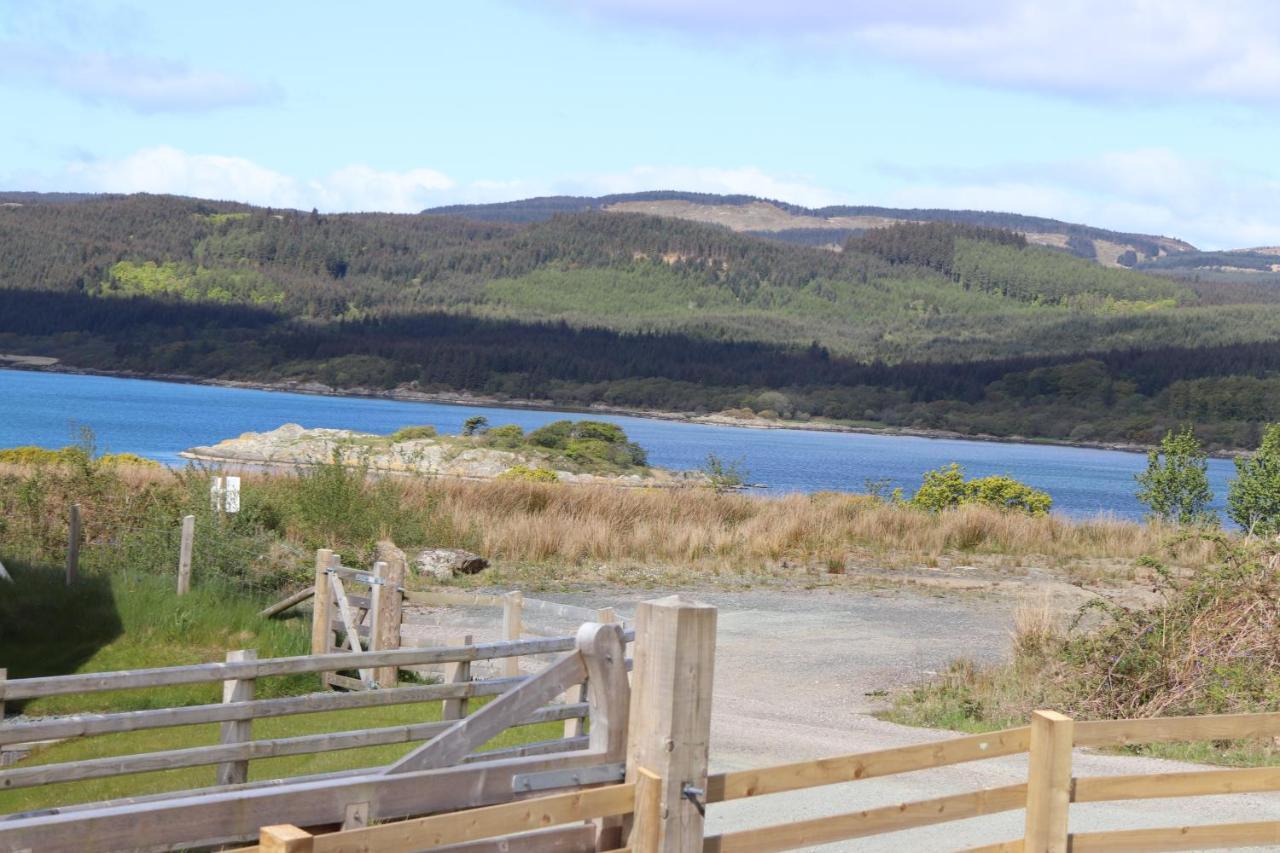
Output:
0 368 1237 521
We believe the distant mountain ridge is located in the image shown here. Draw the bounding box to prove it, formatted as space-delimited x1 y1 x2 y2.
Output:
423 191 1198 268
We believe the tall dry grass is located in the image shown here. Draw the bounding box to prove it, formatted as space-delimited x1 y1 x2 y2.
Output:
392 479 1214 575
2 462 1216 579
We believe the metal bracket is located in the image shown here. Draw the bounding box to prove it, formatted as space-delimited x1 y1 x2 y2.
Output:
682 784 706 817
512 762 626 794
325 569 385 586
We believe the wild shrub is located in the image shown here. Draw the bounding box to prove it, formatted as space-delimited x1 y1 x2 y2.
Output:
1228 423 1280 535
390 425 437 441
498 464 559 482
909 463 1051 516
1135 426 1214 525
483 424 525 448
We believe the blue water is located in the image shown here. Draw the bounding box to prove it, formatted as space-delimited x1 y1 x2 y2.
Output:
0 368 1238 521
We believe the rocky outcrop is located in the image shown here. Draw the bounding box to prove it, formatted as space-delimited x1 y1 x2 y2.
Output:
414 548 490 579
181 423 707 487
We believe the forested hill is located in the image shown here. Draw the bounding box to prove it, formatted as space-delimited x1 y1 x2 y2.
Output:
4 192 1280 450
423 190 1198 267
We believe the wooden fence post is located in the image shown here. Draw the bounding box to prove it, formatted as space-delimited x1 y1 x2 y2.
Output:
1024 709 1074 853
216 649 257 786
502 591 524 678
310 549 335 658
66 503 80 586
564 607 617 738
624 595 716 852
579 620 632 849
176 514 195 596
372 556 405 688
442 634 473 721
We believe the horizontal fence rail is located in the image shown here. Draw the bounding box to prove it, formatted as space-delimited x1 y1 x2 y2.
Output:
0 631 632 701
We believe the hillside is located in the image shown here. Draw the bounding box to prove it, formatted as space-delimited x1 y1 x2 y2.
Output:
4 192 1280 449
423 191 1198 268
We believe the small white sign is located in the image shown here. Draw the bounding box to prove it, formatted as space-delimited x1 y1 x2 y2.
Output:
211 476 242 513
224 476 241 513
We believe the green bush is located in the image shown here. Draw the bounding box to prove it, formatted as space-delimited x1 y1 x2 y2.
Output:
390 425 437 442
528 420 574 449
1135 426 1214 525
1228 423 1280 535
909 463 1051 515
572 421 627 444
483 424 525 449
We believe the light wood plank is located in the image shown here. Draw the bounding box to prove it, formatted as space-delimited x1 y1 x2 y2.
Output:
386 651 587 774
0 637 579 700
706 726 1031 803
1067 820 1280 852
1072 765 1280 802
701 783 1027 852
0 703 586 789
310 782 636 852
402 589 507 609
1074 711 1280 747
260 824 313 853
0 751 611 852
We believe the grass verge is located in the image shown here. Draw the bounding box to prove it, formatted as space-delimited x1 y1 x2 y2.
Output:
884 534 1280 767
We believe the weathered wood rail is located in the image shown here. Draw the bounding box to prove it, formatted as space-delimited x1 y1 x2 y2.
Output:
7 594 1280 852
0 630 630 800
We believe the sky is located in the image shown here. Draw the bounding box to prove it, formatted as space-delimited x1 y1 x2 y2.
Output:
1 0 1279 249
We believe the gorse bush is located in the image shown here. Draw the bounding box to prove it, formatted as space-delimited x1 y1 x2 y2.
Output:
498 464 559 482
909 463 1051 516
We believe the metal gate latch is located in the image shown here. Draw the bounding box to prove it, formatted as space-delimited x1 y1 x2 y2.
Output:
682 784 706 817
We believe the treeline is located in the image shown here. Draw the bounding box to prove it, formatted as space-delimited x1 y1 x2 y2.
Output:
9 287 1280 449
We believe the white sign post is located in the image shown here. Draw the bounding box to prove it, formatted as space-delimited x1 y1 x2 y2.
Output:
210 476 242 514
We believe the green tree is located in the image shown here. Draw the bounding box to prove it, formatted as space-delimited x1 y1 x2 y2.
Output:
462 416 488 436
1135 426 1214 525
1228 423 1280 535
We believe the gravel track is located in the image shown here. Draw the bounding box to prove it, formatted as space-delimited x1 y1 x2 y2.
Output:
403 586 1280 851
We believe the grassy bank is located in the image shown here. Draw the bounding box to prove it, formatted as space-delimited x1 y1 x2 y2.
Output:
1 455 1217 591
887 535 1280 766
0 558 560 813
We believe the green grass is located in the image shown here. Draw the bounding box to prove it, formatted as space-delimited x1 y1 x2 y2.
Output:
0 561 557 813
0 700 562 813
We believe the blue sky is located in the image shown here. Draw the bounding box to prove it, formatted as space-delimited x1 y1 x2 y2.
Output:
2 0 1278 248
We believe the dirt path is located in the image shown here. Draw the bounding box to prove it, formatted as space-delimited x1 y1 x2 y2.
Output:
403 586 1280 850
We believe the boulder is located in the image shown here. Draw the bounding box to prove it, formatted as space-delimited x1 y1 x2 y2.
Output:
414 548 490 579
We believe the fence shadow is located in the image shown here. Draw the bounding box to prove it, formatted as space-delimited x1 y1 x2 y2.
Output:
0 558 121 712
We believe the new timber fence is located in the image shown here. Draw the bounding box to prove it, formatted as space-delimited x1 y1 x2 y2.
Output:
6 596 1280 851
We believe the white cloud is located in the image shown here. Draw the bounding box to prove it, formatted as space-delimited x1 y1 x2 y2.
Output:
879 148 1280 249
558 0 1280 102
45 145 1280 248
553 165 841 207
53 146 837 213
0 42 277 112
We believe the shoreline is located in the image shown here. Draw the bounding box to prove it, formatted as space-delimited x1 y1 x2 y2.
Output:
0 357 1215 458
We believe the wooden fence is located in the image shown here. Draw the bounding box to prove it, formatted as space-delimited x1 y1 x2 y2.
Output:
7 595 1280 852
